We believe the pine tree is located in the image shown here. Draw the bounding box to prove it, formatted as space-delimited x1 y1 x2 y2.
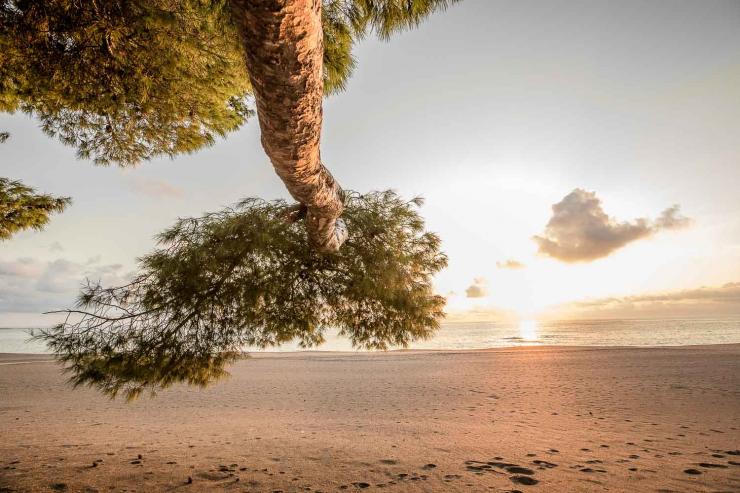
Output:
1 0 457 250
4 1 456 382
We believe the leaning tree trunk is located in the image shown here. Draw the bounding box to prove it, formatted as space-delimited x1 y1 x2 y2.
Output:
232 0 347 252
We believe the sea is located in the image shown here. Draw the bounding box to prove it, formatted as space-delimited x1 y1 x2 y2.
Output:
1 317 739 353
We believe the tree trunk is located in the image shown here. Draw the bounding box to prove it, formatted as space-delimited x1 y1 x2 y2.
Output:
232 0 347 252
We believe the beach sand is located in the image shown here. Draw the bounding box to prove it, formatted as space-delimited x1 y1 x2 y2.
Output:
1 345 738 492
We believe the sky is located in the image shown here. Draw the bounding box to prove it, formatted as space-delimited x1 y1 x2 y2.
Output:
2 0 740 326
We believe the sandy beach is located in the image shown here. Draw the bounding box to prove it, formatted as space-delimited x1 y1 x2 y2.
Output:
1 345 738 492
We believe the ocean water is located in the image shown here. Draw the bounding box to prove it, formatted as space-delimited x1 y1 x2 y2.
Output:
1 318 739 354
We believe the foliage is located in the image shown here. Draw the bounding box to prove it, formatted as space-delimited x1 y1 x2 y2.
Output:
0 176 71 240
1 0 457 164
37 190 447 399
1 0 252 165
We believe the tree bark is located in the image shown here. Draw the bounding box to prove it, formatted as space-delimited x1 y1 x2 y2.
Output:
232 0 347 252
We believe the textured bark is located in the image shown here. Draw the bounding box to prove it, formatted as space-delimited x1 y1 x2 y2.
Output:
232 0 347 252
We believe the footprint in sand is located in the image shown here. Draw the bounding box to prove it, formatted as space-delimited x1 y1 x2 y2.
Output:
532 460 557 469
697 463 728 469
510 475 538 486
466 459 541 486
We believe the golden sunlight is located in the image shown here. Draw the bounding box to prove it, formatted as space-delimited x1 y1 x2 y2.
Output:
518 319 539 341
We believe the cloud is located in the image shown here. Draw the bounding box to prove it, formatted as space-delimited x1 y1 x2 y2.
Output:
551 282 740 319
0 256 129 318
35 259 81 293
496 259 524 269
465 277 489 298
620 282 740 305
49 241 64 253
126 176 184 199
533 189 692 263
654 205 693 230
34 259 124 293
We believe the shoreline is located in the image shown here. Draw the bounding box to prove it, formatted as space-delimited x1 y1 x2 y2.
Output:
2 341 740 360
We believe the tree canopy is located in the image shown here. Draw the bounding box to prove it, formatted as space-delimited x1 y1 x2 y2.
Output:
37 190 447 399
1 0 252 165
6 2 455 392
0 132 71 240
1 0 457 165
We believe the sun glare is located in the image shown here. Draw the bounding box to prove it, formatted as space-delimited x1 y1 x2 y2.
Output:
518 319 539 341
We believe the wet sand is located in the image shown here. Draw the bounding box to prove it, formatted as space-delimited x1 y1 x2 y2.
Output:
1 345 739 492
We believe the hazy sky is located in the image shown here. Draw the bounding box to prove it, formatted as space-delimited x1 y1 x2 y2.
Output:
2 0 740 326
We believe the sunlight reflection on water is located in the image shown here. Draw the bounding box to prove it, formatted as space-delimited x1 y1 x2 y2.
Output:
518 319 538 341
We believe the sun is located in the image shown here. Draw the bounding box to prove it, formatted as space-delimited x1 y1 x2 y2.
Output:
518 319 539 341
